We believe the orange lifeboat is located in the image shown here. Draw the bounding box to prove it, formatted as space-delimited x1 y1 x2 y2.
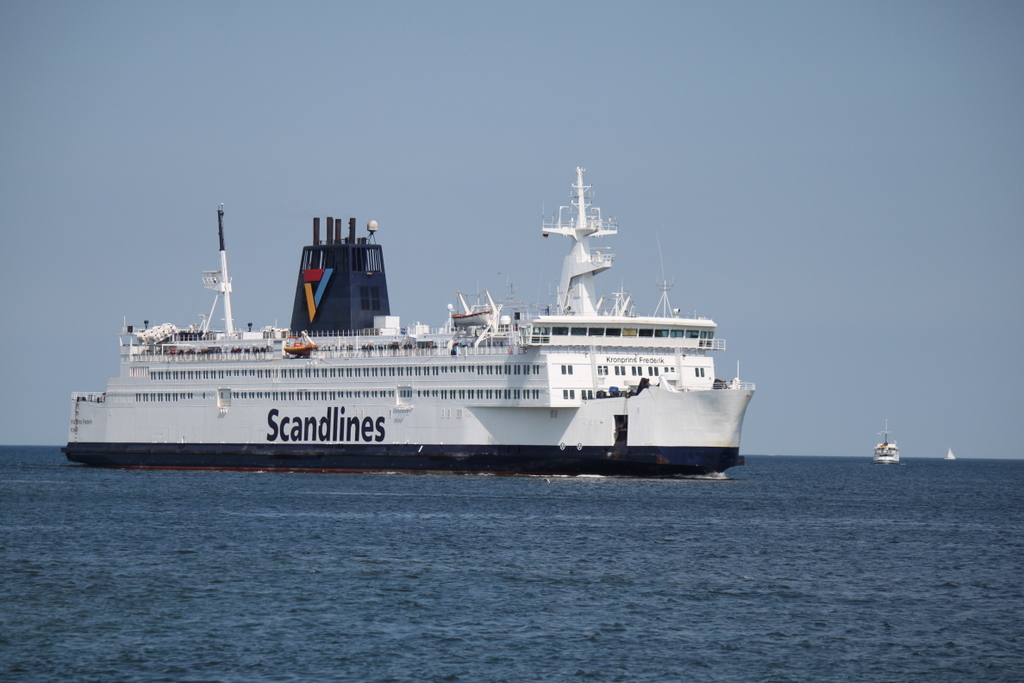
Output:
284 332 318 357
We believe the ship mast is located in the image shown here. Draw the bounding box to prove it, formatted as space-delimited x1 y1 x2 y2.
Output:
203 205 235 336
543 167 617 315
217 205 235 336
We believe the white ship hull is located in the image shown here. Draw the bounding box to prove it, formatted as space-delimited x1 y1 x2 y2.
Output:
66 347 753 474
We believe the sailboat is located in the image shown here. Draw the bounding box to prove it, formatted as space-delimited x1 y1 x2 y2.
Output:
945 448 956 461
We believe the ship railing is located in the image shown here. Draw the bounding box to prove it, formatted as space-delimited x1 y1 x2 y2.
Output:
520 335 726 351
127 347 276 362
315 342 523 361
318 346 436 360
123 342 526 363
72 392 106 403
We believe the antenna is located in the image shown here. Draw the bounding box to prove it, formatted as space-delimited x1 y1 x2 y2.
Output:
657 233 667 281
654 234 675 317
217 204 226 253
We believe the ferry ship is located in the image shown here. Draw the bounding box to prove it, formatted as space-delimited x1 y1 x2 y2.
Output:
63 168 755 476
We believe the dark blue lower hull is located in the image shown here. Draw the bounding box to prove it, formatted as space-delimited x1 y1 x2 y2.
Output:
62 442 743 476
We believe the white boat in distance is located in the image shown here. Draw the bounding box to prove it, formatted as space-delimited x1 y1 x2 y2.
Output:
945 448 956 461
873 421 899 464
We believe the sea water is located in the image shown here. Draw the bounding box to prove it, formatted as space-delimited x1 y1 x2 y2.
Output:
1 447 1022 682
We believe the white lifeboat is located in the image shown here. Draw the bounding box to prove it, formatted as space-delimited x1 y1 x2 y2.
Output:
451 310 492 327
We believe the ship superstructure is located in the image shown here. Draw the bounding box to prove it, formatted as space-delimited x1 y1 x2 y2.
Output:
64 169 754 475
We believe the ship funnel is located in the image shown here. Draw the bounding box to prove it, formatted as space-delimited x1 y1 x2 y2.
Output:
290 215 391 334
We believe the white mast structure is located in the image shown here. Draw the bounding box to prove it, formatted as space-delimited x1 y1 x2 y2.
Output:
653 235 676 317
202 204 235 336
544 167 617 316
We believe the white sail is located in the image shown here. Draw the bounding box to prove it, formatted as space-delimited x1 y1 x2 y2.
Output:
945 448 955 460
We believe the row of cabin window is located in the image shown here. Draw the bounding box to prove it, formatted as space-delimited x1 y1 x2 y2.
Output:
149 364 543 381
567 364 665 376
567 389 638 400
538 327 714 339
426 389 541 400
599 365 707 378
602 366 707 378
141 387 667 403
561 389 602 399
560 389 604 399
227 390 397 401
134 393 196 402
148 365 706 389
596 365 670 377
136 388 551 402
126 390 426 401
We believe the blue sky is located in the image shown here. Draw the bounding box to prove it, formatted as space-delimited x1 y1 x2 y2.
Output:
2 1 1021 456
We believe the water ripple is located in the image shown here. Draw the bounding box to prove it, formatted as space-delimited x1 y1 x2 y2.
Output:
2 449 1023 682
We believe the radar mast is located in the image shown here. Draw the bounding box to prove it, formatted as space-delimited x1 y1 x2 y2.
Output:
543 167 618 315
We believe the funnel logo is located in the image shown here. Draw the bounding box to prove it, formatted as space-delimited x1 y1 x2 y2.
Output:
302 268 333 322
